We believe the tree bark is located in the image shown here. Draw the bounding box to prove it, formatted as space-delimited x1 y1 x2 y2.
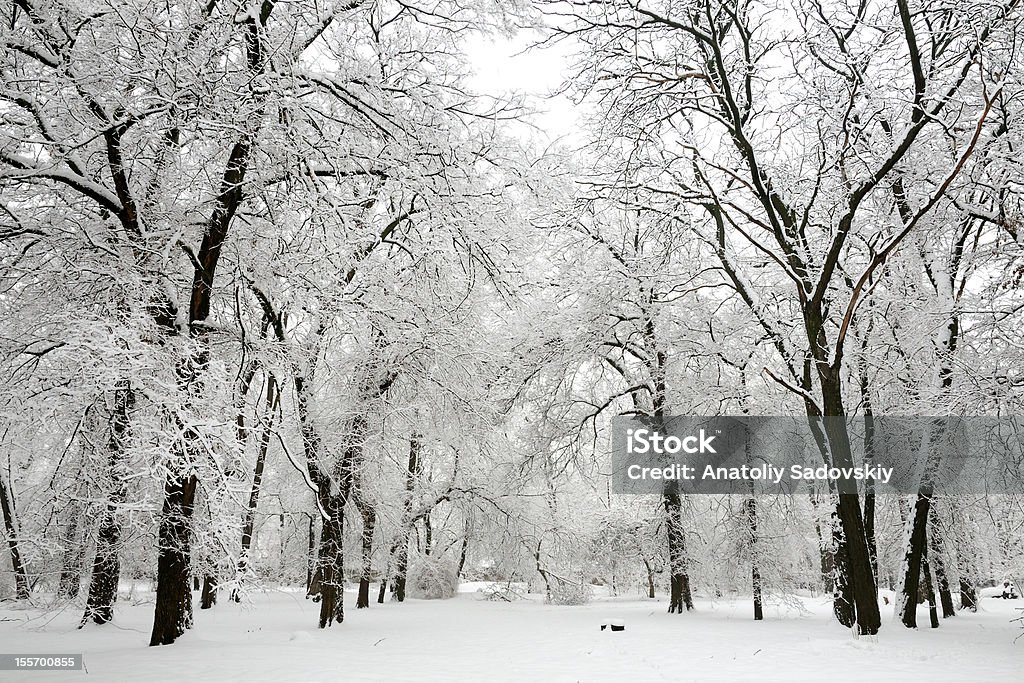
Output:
58 500 85 600
0 464 29 600
234 374 278 601
355 502 376 609
393 536 410 603
643 557 656 598
643 303 692 615
923 554 939 629
200 575 217 609
388 435 421 604
959 576 977 612
747 496 763 621
149 464 198 645
456 520 470 579
314 499 345 627
816 378 880 634
929 505 955 618
898 492 931 628
305 514 316 595
82 383 133 624
664 485 693 613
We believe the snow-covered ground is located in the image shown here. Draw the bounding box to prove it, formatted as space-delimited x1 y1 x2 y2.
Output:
0 587 1020 682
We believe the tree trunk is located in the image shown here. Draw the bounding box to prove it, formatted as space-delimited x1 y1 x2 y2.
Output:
456 523 470 579
355 503 375 609
149 467 198 645
817 389 880 634
863 430 878 580
305 514 316 595
747 497 763 621
858 347 879 581
390 435 421 604
234 374 278 601
643 557 656 598
82 509 123 625
58 501 85 600
314 500 345 627
393 536 410 603
423 513 432 555
830 513 854 626
958 576 977 612
898 493 931 628
664 486 693 613
927 505 955 618
811 494 835 595
923 554 939 629
200 575 217 609
82 383 133 624
0 465 30 600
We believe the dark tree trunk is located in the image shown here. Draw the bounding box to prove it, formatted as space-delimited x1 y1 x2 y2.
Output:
200 575 216 609
643 557 656 598
804 298 880 634
355 503 375 609
234 374 278 601
311 409 371 623
58 501 85 600
807 425 851 622
862 424 878 580
664 486 693 613
149 468 198 645
150 326 212 646
747 497 763 621
923 554 939 629
643 304 692 615
389 435 421 604
456 523 470 579
899 492 931 628
423 513 432 555
934 558 954 618
863 487 876 581
858 345 879 581
351 417 377 610
830 515 854 626
393 536 410 603
811 496 835 595
818 400 880 634
82 509 123 625
740 418 762 621
305 514 316 595
959 576 977 612
314 501 345 627
377 578 387 604
0 464 29 600
82 384 133 625
290 336 345 627
928 505 955 618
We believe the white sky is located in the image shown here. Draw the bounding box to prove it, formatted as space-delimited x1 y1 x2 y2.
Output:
463 30 584 145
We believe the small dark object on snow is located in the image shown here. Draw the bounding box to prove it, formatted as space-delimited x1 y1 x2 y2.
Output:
601 618 625 631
